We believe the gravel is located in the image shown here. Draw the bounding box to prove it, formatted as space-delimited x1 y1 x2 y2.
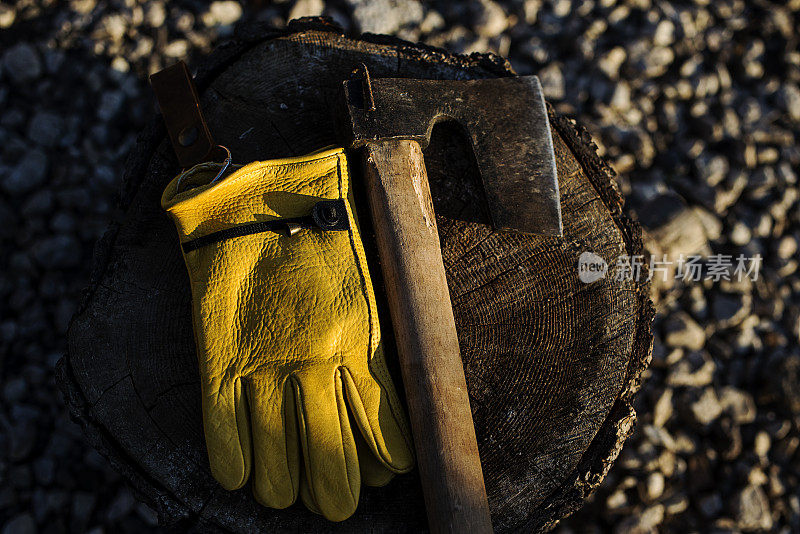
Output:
1 0 799 532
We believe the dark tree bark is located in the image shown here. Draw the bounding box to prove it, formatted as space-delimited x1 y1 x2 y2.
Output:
58 19 654 533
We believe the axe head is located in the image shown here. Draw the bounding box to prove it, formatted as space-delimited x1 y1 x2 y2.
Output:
341 74 563 237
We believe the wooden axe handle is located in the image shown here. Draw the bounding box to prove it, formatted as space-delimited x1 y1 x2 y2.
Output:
361 139 493 533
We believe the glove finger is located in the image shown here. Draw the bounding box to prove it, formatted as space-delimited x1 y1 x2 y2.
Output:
293 370 360 522
340 365 414 474
355 425 395 487
299 424 389 515
202 376 252 490
248 375 300 509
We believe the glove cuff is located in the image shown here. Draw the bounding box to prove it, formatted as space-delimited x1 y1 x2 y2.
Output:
161 148 351 244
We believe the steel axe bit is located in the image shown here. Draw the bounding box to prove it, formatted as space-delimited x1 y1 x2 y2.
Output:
339 67 562 533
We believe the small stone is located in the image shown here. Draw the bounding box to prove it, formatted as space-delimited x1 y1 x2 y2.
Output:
754 431 771 458
100 13 127 42
758 146 780 165
30 235 82 269
718 387 756 424
70 0 96 15
1 513 36 534
110 56 129 73
733 486 773 531
653 389 672 427
71 493 96 532
96 91 124 122
614 504 664 533
748 467 768 486
348 0 424 34
712 293 750 328
640 192 710 260
715 170 747 213
50 212 76 234
538 63 564 100
2 43 42 84
643 47 674 77
419 10 445 33
607 489 627 510
663 494 689 514
690 388 722 425
9 410 38 461
777 354 800 416
106 488 135 522
145 2 166 27
653 19 675 46
610 82 631 111
692 207 722 241
163 40 189 58
33 457 55 485
523 0 541 23
768 466 785 496
699 493 723 518
696 154 729 187
288 0 325 20
552 0 572 17
205 1 243 26
777 236 797 259
645 472 665 500
3 149 48 196
0 486 15 509
27 111 64 148
778 83 800 122
730 222 751 246
0 4 15 28
599 47 626 79
664 312 706 350
743 40 765 78
3 377 26 403
473 0 508 37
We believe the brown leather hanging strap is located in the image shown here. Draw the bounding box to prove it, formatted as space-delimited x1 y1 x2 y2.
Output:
149 61 216 168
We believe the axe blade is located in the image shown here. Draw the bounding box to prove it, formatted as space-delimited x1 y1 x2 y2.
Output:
343 75 563 237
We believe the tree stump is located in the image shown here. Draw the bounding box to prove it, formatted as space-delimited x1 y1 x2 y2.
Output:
58 19 654 533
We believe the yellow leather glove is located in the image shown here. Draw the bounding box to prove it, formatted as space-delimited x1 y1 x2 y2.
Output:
161 147 413 521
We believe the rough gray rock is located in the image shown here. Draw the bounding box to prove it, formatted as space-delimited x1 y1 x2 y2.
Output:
689 388 722 426
733 486 773 531
26 112 65 148
712 293 750 328
472 0 508 38
30 235 82 269
288 0 325 20
347 0 424 34
2 43 42 85
663 312 706 351
3 149 48 196
1 513 36 534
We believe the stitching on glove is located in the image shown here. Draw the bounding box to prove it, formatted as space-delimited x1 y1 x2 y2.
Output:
233 376 251 488
334 367 359 505
291 377 318 508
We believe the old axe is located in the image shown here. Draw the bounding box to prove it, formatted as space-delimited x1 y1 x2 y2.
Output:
339 66 562 532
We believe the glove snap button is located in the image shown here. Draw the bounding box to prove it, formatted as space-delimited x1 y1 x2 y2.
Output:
312 200 348 231
321 205 339 225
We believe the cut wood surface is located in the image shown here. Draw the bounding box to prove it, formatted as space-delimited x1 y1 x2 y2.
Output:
59 19 654 533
